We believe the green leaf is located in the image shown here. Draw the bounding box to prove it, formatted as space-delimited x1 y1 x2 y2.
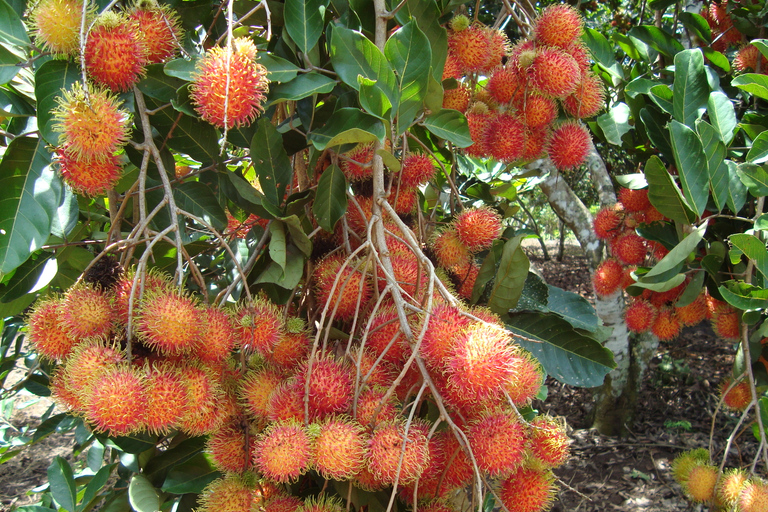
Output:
732 73 768 101
0 252 54 303
258 54 301 83
143 96 219 165
392 0 447 82
505 312 616 387
596 102 631 146
145 436 206 486
701 47 730 72
269 221 287 271
255 244 304 289
472 240 504 304
628 25 684 58
514 272 549 313
719 283 768 311
162 453 221 494
0 45 20 85
488 235 529 316
386 20 432 134
730 233 768 281
313 163 347 232
0 137 60 274
583 28 623 79
308 108 385 150
628 272 687 293
649 84 673 115
546 285 599 332
679 12 712 43
673 49 709 128
0 0 29 47
669 120 709 217
80 463 116 510
329 26 399 113
726 161 747 214
644 155 697 224
47 456 76 512
748 131 768 164
753 39 768 60
269 72 336 102
226 171 280 219
129 474 160 512
422 109 472 147
284 0 329 54
358 77 392 119
737 163 768 197
251 117 293 206
163 57 198 81
107 432 158 454
639 107 673 161
173 181 227 232
281 214 312 257
697 120 729 212
624 77 657 98
644 223 706 281
34 60 80 146
137 64 185 103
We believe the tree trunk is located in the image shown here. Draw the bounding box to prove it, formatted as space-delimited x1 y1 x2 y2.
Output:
556 217 566 262
529 153 660 436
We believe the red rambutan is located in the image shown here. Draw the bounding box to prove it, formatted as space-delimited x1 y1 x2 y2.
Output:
263 495 303 512
530 48 580 99
651 307 681 341
55 146 124 197
26 298 76 360
60 282 115 339
266 380 305 423
295 354 354 419
254 421 313 483
355 385 400 428
469 410 527 476
442 50 463 81
143 362 187 434
521 127 550 161
442 83 472 112
505 349 544 406
196 474 261 512
487 66 526 106
529 414 570 468
675 293 708 327
515 93 557 129
452 260 480 300
239 366 284 422
593 206 623 240
270 330 311 368
367 420 430 484
563 73 605 119
449 25 492 74
207 422 257 473
454 207 502 252
738 479 768 512
196 306 236 363
364 304 410 365
486 112 526 163
592 258 624 297
618 188 651 213
128 3 182 64
547 121 591 170
398 153 436 188
500 466 556 512
177 364 228 436
84 364 147 435
314 254 371 322
340 142 375 182
533 4 584 49
420 303 471 369
721 379 752 411
713 307 741 341
85 12 147 92
625 299 658 333
610 231 646 266
431 227 472 269
233 297 283 355
464 107 493 158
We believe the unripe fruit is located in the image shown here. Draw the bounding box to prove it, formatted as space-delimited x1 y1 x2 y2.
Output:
85 12 148 92
500 466 556 512
136 290 203 355
592 258 624 297
533 4 584 49
671 448 710 485
143 362 187 434
721 378 752 411
254 421 313 483
717 468 749 506
450 14 471 32
29 0 91 57
454 206 502 252
547 121 591 170
684 463 718 503
625 299 658 333
367 420 430 484
301 495 346 512
610 231 646 266
60 282 115 339
26 298 75 360
738 479 768 512
313 417 369 480
295 354 354 419
469 410 527 476
190 38 269 129
128 4 182 64
529 415 570 468
85 364 147 435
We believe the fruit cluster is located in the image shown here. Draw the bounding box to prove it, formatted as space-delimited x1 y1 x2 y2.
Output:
591 187 741 342
444 6 604 170
672 449 768 510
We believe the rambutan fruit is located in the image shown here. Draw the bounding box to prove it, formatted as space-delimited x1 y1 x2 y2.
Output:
499 466 556 512
684 463 718 503
618 188 651 213
29 0 91 57
505 349 544 406
355 386 400 428
207 422 257 473
254 421 313 483
529 415 570 468
295 354 354 419
721 378 752 411
592 258 624 297
391 186 419 216
190 37 269 129
270 331 310 368
302 495 345 512
232 297 283 354
717 468 749 507
197 474 261 512
487 66 526 106
563 73 605 119
420 303 470 369
651 307 681 341
364 304 409 364
60 282 115 339
451 260 480 300
266 380 305 422
450 14 471 32
128 3 182 64
486 112 526 163
143 362 186 433
675 293 707 327
547 120 591 170
350 347 395 389
624 299 658 333
340 142 375 182
469 410 527 476
398 153 436 188
177 364 228 435
314 254 371 322
672 448 710 485
713 306 741 341
263 494 303 512
449 24 492 73
112 268 172 324
738 479 768 512
486 28 510 71
533 4 584 49
55 146 124 196
84 364 147 435
530 48 580 99
517 94 557 129
610 231 646 266
442 82 472 113
239 366 284 422
464 106 493 158
454 206 502 252
651 279 687 307
431 227 472 269
367 420 430 484
445 322 516 403
645 205 666 224
593 205 623 240
313 417 369 480
136 289 203 355
26 297 76 360
621 266 636 290
85 12 147 92
442 50 463 81
522 127 550 161
734 44 768 73
195 306 236 364
352 465 388 491
59 340 124 408
436 429 474 490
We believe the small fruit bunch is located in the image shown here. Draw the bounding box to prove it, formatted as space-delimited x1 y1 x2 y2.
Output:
701 1 744 53
445 5 605 170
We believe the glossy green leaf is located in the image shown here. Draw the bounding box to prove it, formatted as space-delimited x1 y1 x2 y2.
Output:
0 252 53 303
107 432 158 454
251 117 293 207
733 73 768 100
162 453 221 494
583 28 623 79
596 102 631 146
628 272 687 293
81 463 116 510
673 49 708 128
163 57 198 81
392 0 446 82
546 285 599 332
679 12 711 43
173 181 227 231
258 54 300 83
284 0 329 54
753 39 768 59
50 188 78 238
129 474 160 512
730 233 768 281
628 25 684 58
137 64 185 103
649 84 673 115
35 60 80 145
255 244 304 288
329 26 399 113
644 224 706 281
697 120 729 212
47 456 76 512
488 235 529 316
0 0 29 47
269 221 287 271
226 172 281 219
269 72 336 102
0 45 20 85
386 20 432 134
639 107 673 160
472 240 504 304
669 120 709 217
737 163 768 197
726 161 747 214
707 91 737 145
719 283 768 311
624 77 656 98
281 214 312 257
676 269 706 308
143 96 219 165
145 436 206 485
0 137 60 274
506 312 615 387
422 109 472 147
313 163 348 232
358 77 392 119
513 272 549 313
748 131 768 164
644 155 697 224
701 47 730 72
308 108 385 150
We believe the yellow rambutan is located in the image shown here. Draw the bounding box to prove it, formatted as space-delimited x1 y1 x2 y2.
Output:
313 416 369 480
85 12 148 92
529 414 570 468
29 0 91 57
367 420 430 485
739 479 768 512
128 2 182 64
469 410 527 476
296 353 354 419
143 361 187 434
301 495 346 512
60 282 115 339
197 474 261 512
207 422 257 473
254 421 313 483
671 448 710 485
500 466 556 512
717 468 749 506
84 364 147 435
26 297 76 360
684 463 718 503
136 289 203 355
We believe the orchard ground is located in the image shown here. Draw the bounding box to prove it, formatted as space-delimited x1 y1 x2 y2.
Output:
0 241 751 512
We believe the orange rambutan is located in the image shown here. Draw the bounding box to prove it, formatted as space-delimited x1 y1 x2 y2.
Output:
717 468 749 507
136 289 203 355
352 465 388 491
442 50 463 80
505 349 545 406
464 107 493 158
364 304 409 365
207 422 257 473
266 380 305 423
487 66 526 105
263 494 303 512
651 307 681 341
60 282 115 339
449 24 492 74
618 188 651 213
739 479 768 512
734 44 768 73
55 146 124 196
419 303 470 369
625 299 658 333
314 254 371 322
295 354 354 419
431 227 472 269
530 48 580 99
436 429 474 490
563 73 605 119
547 120 591 170
442 82 471 113
239 366 284 422
233 297 283 355
197 474 261 512
254 421 313 483
143 362 187 433
516 94 557 129
349 346 395 389
301 495 345 512
486 112 526 163
195 306 236 364
469 410 527 476
675 293 708 327
522 127 550 161
112 268 172 324
29 0 91 57
190 37 269 129
610 231 646 266
529 415 570 468
270 330 310 368
128 3 182 64
177 363 228 436
313 417 369 480
533 4 584 49
355 385 400 428
454 206 502 252
85 12 147 92
593 206 623 240
500 466 556 512
398 153 436 188
486 28 510 70
340 142 375 182
26 297 76 360
391 186 418 216
684 463 718 503
84 364 147 435
452 260 480 300
367 420 430 485
721 378 752 411
59 340 124 408
713 306 741 341
592 258 624 297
